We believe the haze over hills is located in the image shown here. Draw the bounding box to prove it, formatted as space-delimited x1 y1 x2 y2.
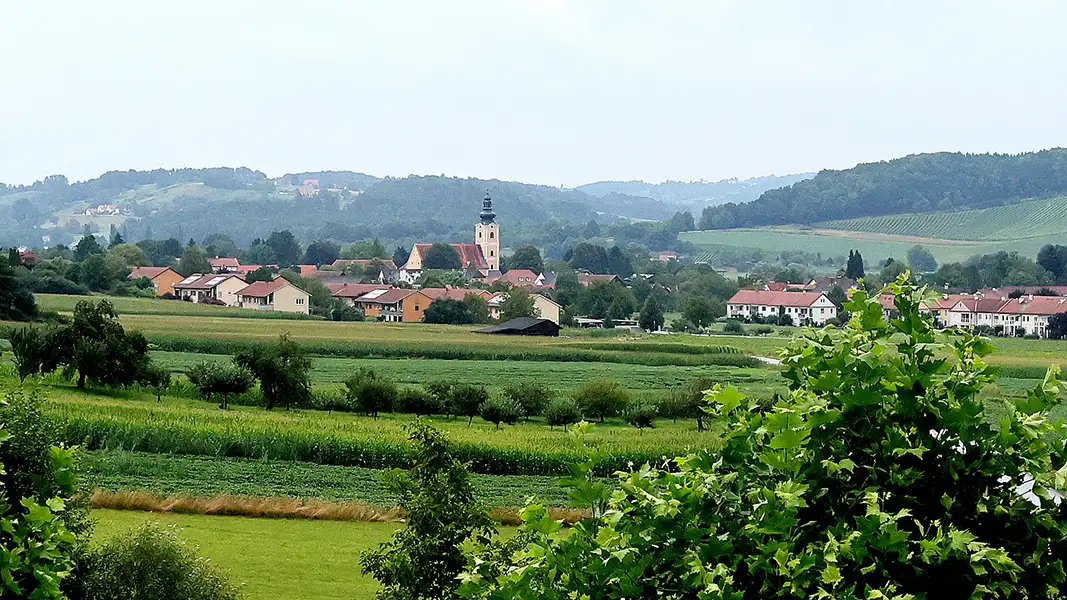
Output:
575 174 814 211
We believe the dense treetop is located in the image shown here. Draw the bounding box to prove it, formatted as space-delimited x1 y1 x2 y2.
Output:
700 149 1067 229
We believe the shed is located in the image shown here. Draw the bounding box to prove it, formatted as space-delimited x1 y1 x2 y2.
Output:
474 317 561 337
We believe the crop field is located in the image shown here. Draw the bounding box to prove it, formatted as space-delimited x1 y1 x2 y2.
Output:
819 195 1067 241
93 509 406 600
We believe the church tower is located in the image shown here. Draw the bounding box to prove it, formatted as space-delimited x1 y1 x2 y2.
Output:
475 190 500 272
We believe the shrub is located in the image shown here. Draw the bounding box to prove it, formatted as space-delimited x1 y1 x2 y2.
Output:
7 326 50 382
234 334 312 410
501 382 553 420
309 388 351 412
622 400 658 430
777 312 794 326
452 384 489 426
76 522 240 600
185 362 255 410
425 380 458 417
545 398 581 432
396 387 442 417
572 380 629 423
345 368 397 420
361 422 494 599
136 361 172 402
479 396 522 429
723 319 745 334
753 325 774 335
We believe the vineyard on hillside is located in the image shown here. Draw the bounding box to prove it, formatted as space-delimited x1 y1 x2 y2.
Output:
820 195 1067 241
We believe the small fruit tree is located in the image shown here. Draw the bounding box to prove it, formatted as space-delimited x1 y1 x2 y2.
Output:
461 276 1067 599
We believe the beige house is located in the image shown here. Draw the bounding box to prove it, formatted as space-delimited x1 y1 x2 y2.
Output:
486 292 562 325
172 274 247 306
237 279 311 314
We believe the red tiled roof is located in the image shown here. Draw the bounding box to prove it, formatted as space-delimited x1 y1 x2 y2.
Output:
997 296 1067 315
295 265 318 276
490 269 539 285
355 288 420 305
577 274 619 286
411 244 488 270
765 282 789 291
727 290 827 308
331 283 392 298
128 266 173 280
238 279 292 298
210 257 240 268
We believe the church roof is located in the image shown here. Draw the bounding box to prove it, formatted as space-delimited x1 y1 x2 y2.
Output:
410 243 489 270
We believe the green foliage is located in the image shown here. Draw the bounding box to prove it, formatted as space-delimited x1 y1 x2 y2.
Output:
660 376 716 430
0 254 38 322
244 266 278 283
575 281 634 319
683 296 720 328
478 396 522 430
462 276 1067 599
722 318 745 334
47 300 152 389
1038 244 1067 283
423 243 462 270
508 245 544 273
462 294 491 324
345 368 398 420
0 390 83 600
177 242 211 277
845 248 865 279
544 398 581 432
906 244 938 272
621 399 657 429
452 384 490 426
185 361 255 410
424 299 475 325
266 230 302 268
637 295 664 331
77 522 240 600
136 361 172 402
8 326 49 382
73 234 103 262
303 239 340 266
234 334 312 410
502 383 553 420
499 288 536 322
361 422 494 600
572 380 629 423
396 387 441 417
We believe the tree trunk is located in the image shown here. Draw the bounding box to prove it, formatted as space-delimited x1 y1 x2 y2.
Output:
468 415 474 426
77 372 86 389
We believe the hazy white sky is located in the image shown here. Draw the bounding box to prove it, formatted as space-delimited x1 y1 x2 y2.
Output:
2 1 1065 187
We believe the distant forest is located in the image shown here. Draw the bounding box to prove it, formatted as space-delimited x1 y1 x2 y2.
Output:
577 174 812 210
699 149 1067 229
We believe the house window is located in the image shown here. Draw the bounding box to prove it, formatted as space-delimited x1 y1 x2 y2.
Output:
415 305 420 311
296 298 305 305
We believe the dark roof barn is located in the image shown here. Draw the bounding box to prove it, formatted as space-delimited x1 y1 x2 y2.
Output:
474 317 561 337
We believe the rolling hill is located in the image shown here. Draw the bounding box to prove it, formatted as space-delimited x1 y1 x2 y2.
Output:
576 174 812 211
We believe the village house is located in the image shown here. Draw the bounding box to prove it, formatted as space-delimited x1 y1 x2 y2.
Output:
349 288 432 322
726 290 838 325
577 273 621 287
127 266 184 297
421 287 491 303
486 292 562 324
237 278 311 314
209 257 242 274
330 283 392 307
172 273 247 306
486 269 539 287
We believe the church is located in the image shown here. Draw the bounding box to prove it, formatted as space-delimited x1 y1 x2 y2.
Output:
398 191 501 283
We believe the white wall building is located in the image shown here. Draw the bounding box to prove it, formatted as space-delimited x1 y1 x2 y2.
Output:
726 290 838 325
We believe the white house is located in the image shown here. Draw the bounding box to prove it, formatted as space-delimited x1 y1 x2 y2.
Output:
172 274 247 306
726 290 838 325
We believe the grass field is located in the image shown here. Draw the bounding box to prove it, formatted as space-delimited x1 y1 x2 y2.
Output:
820 195 1067 241
93 509 400 600
36 293 319 320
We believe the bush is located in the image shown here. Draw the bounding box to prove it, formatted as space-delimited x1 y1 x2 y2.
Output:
308 388 351 412
545 398 582 432
479 396 522 429
622 399 658 430
452 384 489 426
572 380 629 423
777 312 794 326
425 380 458 416
753 325 774 335
501 382 553 420
396 387 442 417
345 368 397 420
723 319 746 334
76 522 240 600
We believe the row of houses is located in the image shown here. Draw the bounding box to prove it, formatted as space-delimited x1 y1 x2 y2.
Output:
329 282 562 324
128 268 311 314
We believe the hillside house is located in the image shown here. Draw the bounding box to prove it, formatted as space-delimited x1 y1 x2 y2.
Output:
173 274 247 305
127 266 183 297
486 292 562 324
727 290 838 325
237 278 311 314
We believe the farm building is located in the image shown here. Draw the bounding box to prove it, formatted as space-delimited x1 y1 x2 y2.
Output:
475 317 561 337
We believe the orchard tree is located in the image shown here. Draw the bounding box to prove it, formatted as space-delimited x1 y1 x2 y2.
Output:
681 296 721 328
234 334 312 410
462 277 1067 599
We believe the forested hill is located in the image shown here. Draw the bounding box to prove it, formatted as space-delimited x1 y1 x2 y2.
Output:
577 174 813 210
0 169 672 250
698 149 1067 229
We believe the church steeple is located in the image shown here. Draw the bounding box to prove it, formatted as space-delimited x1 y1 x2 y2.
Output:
479 190 496 224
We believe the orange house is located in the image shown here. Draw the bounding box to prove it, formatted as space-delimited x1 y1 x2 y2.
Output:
352 289 433 322
128 266 184 297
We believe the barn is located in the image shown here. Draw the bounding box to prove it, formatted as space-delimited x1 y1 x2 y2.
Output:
474 317 561 337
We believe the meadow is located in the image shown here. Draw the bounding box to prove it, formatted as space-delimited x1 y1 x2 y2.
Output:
93 509 403 600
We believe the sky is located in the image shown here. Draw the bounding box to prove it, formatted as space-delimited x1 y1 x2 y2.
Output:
2 1 1066 187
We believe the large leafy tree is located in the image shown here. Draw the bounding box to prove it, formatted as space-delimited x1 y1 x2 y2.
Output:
0 255 37 321
234 334 312 410
422 243 462 270
73 234 103 261
508 245 544 273
464 277 1067 599
500 288 537 321
178 241 211 276
53 300 151 389
637 295 664 331
906 244 938 273
423 299 474 325
1037 244 1067 284
266 230 303 268
302 240 340 266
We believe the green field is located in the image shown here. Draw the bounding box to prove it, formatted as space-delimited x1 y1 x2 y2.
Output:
93 509 403 600
36 293 319 320
820 195 1067 241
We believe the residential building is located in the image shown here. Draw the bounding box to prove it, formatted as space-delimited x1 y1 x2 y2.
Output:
350 288 432 322
421 287 491 302
486 269 539 287
726 290 838 325
127 266 183 297
577 273 620 287
172 273 247 306
653 251 678 262
763 276 856 293
237 278 311 314
486 292 562 324
209 257 241 274
330 283 392 307
534 271 558 289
